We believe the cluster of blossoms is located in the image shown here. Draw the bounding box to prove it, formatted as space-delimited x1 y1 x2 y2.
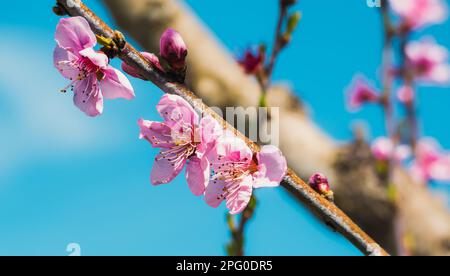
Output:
138 94 287 214
54 17 288 214
345 0 450 184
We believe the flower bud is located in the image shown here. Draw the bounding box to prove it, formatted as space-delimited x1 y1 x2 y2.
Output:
308 173 334 201
160 28 188 71
397 85 415 104
238 48 264 75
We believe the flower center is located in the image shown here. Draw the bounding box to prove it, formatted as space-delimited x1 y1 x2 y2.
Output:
156 142 197 167
58 56 104 93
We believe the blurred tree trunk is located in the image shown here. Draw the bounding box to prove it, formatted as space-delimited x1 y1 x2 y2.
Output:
103 0 450 256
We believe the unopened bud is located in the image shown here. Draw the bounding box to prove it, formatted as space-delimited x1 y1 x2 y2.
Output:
160 28 188 71
308 173 334 202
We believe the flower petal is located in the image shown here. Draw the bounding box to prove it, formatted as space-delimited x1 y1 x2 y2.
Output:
151 152 186 185
195 116 223 157
79 48 109 69
53 46 80 80
225 176 253 215
138 119 174 148
73 75 103 117
209 136 253 171
100 67 135 100
55 17 96 52
157 94 198 126
204 178 226 208
185 156 209 196
253 145 287 188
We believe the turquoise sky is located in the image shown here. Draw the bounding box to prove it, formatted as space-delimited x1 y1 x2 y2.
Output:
0 0 448 256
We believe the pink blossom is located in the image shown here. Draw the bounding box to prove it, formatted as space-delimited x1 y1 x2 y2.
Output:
308 173 333 200
160 28 188 71
389 0 448 30
205 137 287 214
406 39 450 84
238 48 264 75
411 138 450 182
371 137 412 162
139 94 222 196
372 137 394 161
346 76 380 111
396 85 415 104
121 52 164 79
54 17 134 117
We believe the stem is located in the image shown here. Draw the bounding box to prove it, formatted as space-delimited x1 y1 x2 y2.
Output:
380 0 395 141
399 32 418 149
265 3 288 86
55 0 389 256
226 196 257 256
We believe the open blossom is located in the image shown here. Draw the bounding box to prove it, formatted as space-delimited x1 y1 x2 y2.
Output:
205 137 287 214
238 48 264 75
139 94 221 196
346 76 380 111
54 17 134 117
371 137 412 162
121 52 164 80
389 0 448 30
160 28 188 71
410 138 450 183
406 39 450 84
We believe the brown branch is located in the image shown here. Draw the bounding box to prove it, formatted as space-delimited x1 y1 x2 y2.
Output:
55 0 388 256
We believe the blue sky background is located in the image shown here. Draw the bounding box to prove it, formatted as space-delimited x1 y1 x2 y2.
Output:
0 0 448 256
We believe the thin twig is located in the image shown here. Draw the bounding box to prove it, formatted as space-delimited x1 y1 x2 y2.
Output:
55 0 389 256
380 0 395 140
399 32 418 149
265 3 288 87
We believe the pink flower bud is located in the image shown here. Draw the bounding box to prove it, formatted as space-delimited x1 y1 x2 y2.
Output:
160 28 188 71
308 173 333 201
371 137 394 161
238 48 264 75
346 76 380 111
397 85 415 104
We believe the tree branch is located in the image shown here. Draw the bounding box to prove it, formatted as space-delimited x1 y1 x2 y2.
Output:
55 0 388 256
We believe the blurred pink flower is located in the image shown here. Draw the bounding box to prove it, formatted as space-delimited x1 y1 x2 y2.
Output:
411 138 450 182
160 28 188 71
205 137 287 214
406 39 450 84
371 137 412 162
54 17 135 117
139 94 222 196
346 76 380 111
122 52 164 79
396 85 415 104
389 0 448 30
238 48 264 75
